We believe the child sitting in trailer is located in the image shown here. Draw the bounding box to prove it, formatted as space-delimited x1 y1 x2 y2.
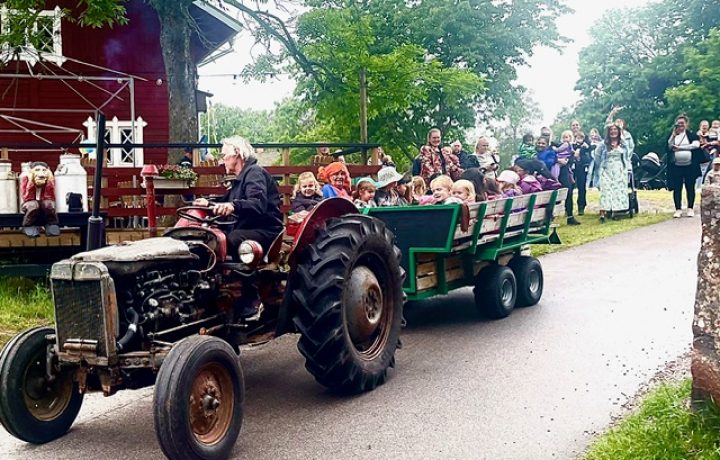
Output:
410 176 427 204
484 176 503 200
420 175 464 205
374 166 408 207
512 164 543 194
451 179 477 204
460 168 487 202
353 177 378 208
288 171 323 224
496 170 523 197
318 161 352 200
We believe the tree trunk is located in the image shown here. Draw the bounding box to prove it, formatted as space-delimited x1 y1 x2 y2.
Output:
151 1 197 164
691 183 720 409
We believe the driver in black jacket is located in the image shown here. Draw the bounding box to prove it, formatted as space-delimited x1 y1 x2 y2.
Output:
194 136 283 318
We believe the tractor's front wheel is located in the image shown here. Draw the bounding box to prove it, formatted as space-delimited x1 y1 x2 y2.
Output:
293 214 404 394
154 335 244 460
0 326 83 444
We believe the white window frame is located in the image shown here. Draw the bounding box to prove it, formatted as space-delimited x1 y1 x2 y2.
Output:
83 116 147 167
0 6 64 66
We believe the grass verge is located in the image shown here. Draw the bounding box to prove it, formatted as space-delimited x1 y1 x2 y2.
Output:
532 211 672 257
0 278 53 348
586 379 720 460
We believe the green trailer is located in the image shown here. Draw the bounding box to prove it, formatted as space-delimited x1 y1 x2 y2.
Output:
363 189 568 318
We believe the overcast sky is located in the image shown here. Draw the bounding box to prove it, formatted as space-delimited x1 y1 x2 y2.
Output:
198 0 654 131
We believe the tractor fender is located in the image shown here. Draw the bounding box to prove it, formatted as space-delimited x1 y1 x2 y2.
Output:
288 197 358 267
276 198 358 336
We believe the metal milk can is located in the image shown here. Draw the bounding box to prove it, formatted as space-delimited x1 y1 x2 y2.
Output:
0 160 18 214
54 154 88 213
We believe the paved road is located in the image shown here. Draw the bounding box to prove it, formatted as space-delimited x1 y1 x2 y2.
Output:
1 218 699 459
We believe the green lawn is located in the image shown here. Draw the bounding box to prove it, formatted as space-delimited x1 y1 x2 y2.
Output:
531 189 674 257
0 278 53 348
586 379 720 460
532 211 672 257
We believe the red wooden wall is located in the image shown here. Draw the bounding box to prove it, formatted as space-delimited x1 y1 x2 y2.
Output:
0 0 171 169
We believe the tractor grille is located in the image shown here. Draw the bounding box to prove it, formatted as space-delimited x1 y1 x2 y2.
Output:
52 279 109 357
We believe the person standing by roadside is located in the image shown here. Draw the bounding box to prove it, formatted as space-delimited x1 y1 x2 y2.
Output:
666 114 704 218
573 131 593 216
593 124 629 223
587 128 602 188
413 127 463 185
697 120 714 185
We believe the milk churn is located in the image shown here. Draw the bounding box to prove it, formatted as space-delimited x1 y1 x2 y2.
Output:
54 154 88 213
0 160 18 214
18 162 30 209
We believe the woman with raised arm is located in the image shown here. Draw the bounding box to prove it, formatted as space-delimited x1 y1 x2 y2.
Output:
593 124 629 223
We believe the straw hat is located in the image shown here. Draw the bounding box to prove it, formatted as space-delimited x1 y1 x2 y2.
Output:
376 166 404 188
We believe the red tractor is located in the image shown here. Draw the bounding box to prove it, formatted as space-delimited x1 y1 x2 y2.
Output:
0 198 404 460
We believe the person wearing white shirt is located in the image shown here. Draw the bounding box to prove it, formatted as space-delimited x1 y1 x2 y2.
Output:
666 115 703 218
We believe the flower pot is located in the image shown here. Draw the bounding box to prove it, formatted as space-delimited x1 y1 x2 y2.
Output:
145 177 191 189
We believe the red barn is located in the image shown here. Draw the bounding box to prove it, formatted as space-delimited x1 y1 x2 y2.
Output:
0 0 240 169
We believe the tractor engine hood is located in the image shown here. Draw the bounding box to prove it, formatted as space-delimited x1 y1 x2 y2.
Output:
69 237 198 277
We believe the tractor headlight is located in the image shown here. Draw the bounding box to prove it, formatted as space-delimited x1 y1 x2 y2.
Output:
238 240 263 265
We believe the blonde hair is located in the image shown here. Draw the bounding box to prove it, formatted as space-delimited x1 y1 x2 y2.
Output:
411 176 426 197
560 130 574 141
430 175 453 191
293 171 321 198
452 179 476 201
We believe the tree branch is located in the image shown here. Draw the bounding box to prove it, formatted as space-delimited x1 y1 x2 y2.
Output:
217 0 333 90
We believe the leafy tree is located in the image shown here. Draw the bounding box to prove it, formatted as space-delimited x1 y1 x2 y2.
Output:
245 0 569 170
665 28 720 126
200 104 278 143
571 0 720 155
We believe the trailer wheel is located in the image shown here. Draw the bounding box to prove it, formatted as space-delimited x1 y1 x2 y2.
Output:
0 326 83 444
293 214 404 394
154 335 244 460
474 265 517 319
508 256 544 307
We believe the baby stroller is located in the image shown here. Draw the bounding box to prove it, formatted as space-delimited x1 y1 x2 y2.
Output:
638 152 666 190
607 168 639 220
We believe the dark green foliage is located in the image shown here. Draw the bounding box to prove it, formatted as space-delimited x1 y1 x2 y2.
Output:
569 0 720 156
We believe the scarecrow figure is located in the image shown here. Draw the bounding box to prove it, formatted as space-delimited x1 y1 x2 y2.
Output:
20 161 60 237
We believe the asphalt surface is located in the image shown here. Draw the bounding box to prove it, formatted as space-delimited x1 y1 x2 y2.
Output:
0 217 699 460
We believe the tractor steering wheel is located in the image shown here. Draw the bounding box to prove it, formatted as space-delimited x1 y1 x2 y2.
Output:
177 206 237 226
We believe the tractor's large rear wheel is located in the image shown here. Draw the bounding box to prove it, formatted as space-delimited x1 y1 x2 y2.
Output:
293 214 404 393
154 335 244 460
0 326 83 444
